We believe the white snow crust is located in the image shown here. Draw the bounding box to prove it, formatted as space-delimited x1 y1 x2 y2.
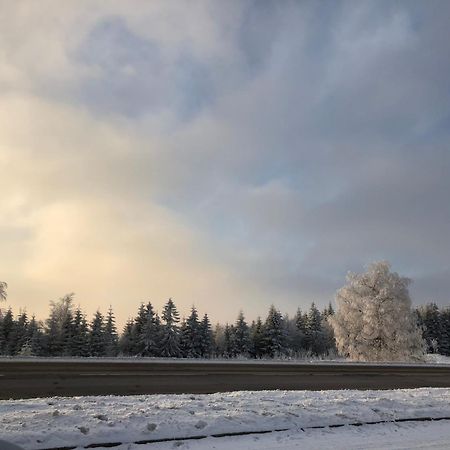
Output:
1 388 450 449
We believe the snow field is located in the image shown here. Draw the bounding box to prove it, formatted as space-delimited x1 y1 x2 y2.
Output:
1 388 450 449
115 421 450 450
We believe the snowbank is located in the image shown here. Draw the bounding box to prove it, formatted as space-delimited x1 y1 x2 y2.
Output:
1 388 450 449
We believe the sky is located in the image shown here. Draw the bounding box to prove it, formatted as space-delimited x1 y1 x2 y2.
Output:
1 0 450 326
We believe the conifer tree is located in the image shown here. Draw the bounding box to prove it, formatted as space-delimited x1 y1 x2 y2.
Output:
160 298 181 357
440 308 450 356
71 308 89 357
179 318 189 357
104 306 119 356
0 308 14 355
306 303 326 355
250 317 264 358
263 305 286 357
89 311 106 357
199 313 213 358
234 311 251 356
28 315 44 356
12 311 29 356
223 323 234 358
45 294 75 356
293 308 308 353
44 312 61 356
181 307 202 358
139 302 160 357
119 319 135 356
417 303 443 353
61 310 74 356
131 303 148 355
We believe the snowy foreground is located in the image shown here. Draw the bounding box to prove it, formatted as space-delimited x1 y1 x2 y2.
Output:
2 389 450 450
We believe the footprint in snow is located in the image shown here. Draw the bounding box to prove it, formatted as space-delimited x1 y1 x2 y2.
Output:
194 420 207 430
93 414 108 421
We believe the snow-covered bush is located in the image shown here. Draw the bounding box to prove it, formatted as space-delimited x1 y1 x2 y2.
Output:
330 261 425 362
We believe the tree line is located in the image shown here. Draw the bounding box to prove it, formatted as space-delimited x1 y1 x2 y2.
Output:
0 294 337 358
416 303 450 356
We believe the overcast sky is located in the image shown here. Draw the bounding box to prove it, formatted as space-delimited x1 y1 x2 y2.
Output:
1 1 449 325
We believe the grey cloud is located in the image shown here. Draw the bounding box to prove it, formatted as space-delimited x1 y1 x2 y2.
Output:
2 1 450 319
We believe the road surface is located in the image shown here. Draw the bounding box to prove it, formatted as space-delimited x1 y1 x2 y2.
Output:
1 359 450 399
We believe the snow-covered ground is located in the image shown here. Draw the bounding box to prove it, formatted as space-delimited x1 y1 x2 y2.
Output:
424 354 450 364
1 388 450 449
121 421 450 450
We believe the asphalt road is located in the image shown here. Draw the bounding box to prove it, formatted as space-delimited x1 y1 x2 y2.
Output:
1 359 450 399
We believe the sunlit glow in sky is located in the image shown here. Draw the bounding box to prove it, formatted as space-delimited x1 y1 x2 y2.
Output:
1 1 450 326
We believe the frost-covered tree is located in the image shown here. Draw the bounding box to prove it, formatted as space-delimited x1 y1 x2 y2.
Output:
440 308 450 356
9 311 29 356
44 293 75 356
305 303 327 355
139 303 160 357
61 310 74 356
160 298 181 357
71 308 89 357
27 315 44 356
222 323 235 358
331 261 425 362
263 305 287 357
250 317 265 358
0 308 14 355
180 307 202 358
234 311 251 356
104 306 119 356
89 311 106 357
119 319 135 356
130 303 148 355
44 312 61 356
416 303 444 354
199 314 213 358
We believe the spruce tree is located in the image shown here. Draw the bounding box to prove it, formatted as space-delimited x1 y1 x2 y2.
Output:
263 305 286 358
44 312 61 356
13 311 29 356
160 298 181 357
440 308 450 356
293 308 308 353
131 303 148 355
181 307 202 358
223 324 234 358
306 302 326 355
71 308 90 357
89 311 106 357
250 317 264 358
234 311 251 356
139 302 160 357
28 315 44 356
61 310 75 356
199 313 213 358
0 308 14 355
417 303 443 353
119 319 135 356
44 294 74 356
104 306 119 357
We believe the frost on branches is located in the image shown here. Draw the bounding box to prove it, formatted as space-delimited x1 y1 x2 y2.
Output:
331 261 425 362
